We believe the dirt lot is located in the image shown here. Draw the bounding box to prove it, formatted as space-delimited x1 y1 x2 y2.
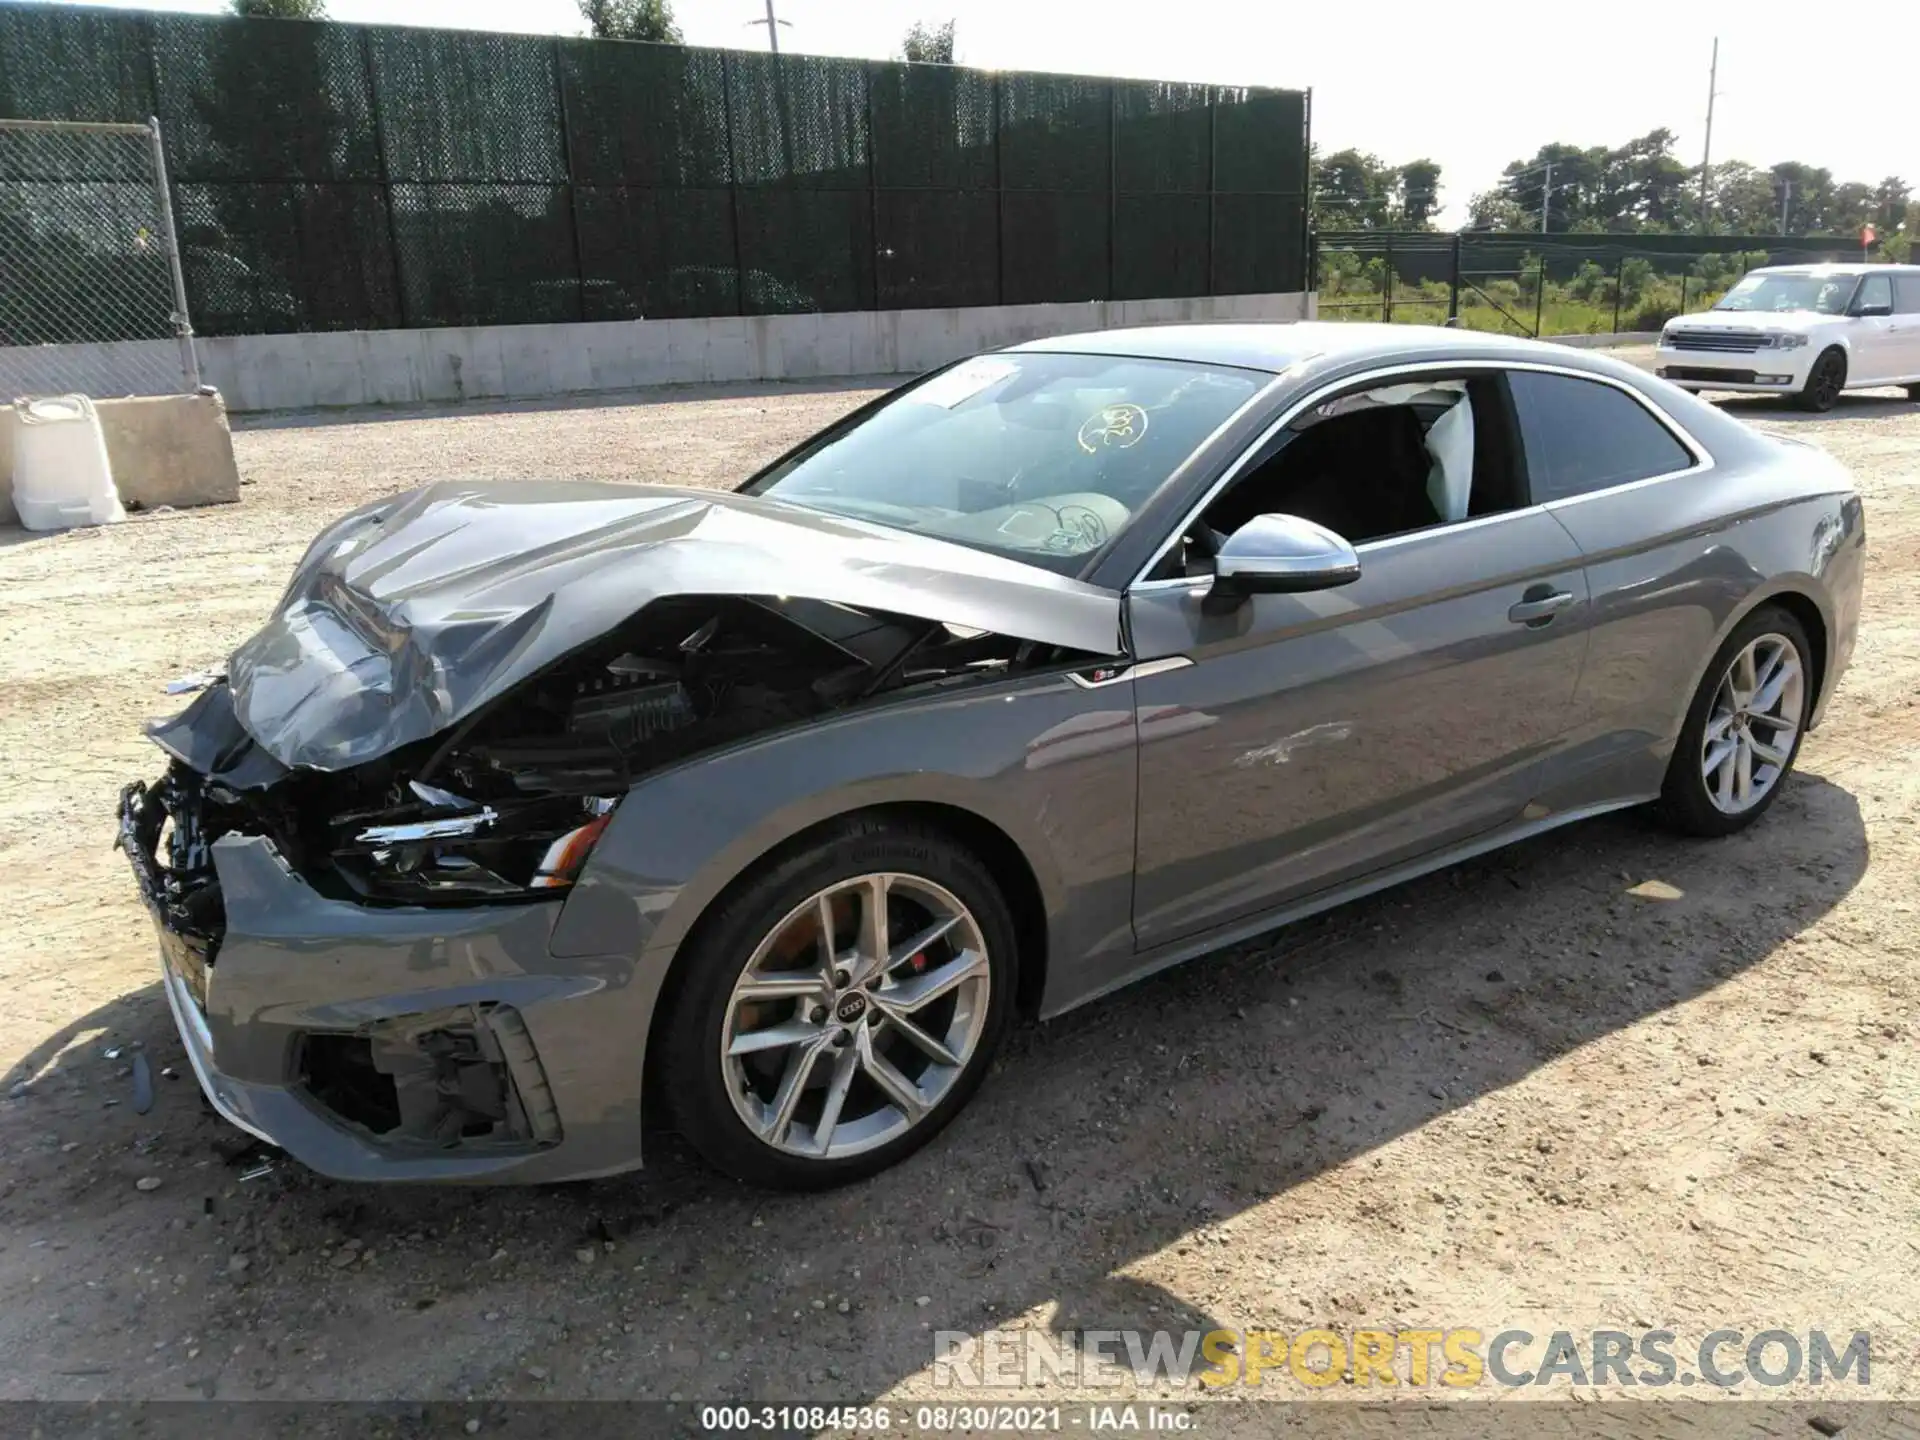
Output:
2 354 1917 1412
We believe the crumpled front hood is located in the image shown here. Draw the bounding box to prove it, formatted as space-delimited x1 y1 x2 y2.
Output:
226 480 1124 772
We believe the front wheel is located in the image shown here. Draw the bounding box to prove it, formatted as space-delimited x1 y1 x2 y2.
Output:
1658 607 1813 837
1794 348 1847 412
657 817 1018 1189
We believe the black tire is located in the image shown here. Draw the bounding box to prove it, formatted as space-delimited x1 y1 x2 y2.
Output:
1905 383 1920 402
1658 605 1814 838
657 816 1018 1190
1794 348 1847 412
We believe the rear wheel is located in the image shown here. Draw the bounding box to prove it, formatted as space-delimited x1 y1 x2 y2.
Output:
658 817 1017 1189
1906 383 1920 401
1658 606 1813 837
1794 348 1847 412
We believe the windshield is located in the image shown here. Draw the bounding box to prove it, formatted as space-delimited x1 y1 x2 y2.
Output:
742 352 1266 574
1713 272 1859 316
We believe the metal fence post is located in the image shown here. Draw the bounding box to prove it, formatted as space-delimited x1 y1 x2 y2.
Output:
1532 255 1544 337
1383 234 1393 322
1680 272 1690 315
145 116 200 391
1612 253 1624 334
1447 233 1461 321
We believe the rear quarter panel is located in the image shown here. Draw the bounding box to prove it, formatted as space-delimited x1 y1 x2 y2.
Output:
1540 428 1864 805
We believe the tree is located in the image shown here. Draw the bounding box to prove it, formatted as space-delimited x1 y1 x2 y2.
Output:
578 0 681 43
1607 128 1690 229
230 0 326 15
1491 141 1608 231
1874 177 1912 234
1465 188 1529 231
1396 159 1442 227
1770 162 1833 234
1486 131 1687 233
1826 181 1876 237
1306 146 1441 230
1707 161 1778 234
901 20 955 64
1312 147 1391 229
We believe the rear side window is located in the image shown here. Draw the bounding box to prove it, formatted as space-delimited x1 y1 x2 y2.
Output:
1896 276 1920 315
1856 274 1894 312
1508 371 1695 503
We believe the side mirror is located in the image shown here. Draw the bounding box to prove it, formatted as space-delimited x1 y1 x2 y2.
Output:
1208 513 1360 603
1853 302 1893 318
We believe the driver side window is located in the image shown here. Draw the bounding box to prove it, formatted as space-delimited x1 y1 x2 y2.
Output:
1153 372 1524 580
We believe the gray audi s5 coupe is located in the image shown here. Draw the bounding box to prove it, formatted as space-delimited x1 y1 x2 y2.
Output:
118 322 1865 1189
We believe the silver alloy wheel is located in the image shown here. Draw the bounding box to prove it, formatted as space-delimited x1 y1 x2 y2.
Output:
720 872 991 1159
1700 631 1805 815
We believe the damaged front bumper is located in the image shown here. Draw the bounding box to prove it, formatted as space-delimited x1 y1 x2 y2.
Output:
115 778 652 1184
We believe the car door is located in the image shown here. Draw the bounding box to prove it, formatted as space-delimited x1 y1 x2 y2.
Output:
1893 274 1920 379
1125 369 1591 951
1497 367 1719 807
1847 273 1899 383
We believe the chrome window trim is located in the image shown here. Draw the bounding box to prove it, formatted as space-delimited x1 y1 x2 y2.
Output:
1124 357 1714 592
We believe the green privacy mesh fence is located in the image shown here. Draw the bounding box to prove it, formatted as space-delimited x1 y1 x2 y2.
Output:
0 4 1308 337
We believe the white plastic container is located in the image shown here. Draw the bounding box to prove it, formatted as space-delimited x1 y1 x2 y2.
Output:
10 393 125 531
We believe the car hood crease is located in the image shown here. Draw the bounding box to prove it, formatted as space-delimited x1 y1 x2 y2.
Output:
225 480 1125 772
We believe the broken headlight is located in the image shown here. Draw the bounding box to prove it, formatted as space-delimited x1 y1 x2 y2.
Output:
336 790 617 903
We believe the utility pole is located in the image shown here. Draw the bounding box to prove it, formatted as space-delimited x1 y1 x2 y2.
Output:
748 0 791 53
1540 159 1553 234
1779 178 1793 233
1698 36 1720 233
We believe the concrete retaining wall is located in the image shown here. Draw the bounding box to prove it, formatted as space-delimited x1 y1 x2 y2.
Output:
19 292 1309 415
1 392 241 527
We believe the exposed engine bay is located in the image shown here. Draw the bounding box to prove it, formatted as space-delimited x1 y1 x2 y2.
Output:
136 593 1064 913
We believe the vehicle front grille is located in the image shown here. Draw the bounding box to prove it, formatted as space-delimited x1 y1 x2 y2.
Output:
1667 330 1766 353
1665 366 1759 384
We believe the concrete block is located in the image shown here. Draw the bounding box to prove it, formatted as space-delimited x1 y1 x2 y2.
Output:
703 318 756 385
2 391 239 527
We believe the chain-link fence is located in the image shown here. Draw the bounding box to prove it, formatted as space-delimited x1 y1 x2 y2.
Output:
1312 231 1872 339
0 117 199 399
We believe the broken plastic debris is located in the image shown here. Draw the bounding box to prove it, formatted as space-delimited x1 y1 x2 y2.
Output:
163 670 224 696
356 808 499 844
407 780 477 811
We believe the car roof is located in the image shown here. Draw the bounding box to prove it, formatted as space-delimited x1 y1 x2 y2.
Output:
1748 263 1920 276
1003 320 1614 376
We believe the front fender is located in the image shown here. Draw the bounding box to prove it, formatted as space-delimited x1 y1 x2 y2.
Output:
548 669 1140 994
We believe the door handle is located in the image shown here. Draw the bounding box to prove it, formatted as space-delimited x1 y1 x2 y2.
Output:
1508 589 1575 626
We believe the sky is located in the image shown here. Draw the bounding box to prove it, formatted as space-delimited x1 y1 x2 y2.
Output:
46 0 1918 227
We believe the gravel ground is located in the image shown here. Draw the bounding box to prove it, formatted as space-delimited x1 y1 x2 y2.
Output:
2 352 1918 1412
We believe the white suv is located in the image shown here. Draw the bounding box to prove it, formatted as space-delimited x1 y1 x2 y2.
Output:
1655 263 1920 411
